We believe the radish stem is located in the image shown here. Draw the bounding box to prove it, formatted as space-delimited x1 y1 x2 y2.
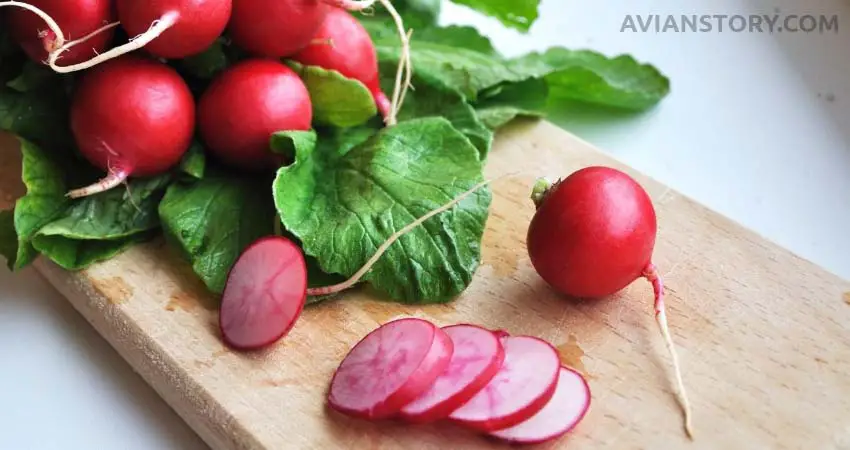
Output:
644 263 694 439
47 12 178 73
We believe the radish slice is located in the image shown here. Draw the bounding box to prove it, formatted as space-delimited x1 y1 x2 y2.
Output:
449 335 560 432
399 324 505 423
219 236 308 350
489 366 592 444
328 318 454 420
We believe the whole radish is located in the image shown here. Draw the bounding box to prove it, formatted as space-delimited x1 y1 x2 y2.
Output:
36 0 232 73
291 6 392 119
197 58 313 172
4 0 116 66
526 166 693 438
67 55 195 198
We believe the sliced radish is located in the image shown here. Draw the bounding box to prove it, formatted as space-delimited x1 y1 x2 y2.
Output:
399 324 505 424
489 366 591 444
449 335 560 432
328 318 454 420
219 236 308 350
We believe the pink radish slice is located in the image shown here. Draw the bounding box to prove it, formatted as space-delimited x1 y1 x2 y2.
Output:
489 366 591 444
328 318 454 420
219 236 308 350
398 324 505 424
449 335 560 432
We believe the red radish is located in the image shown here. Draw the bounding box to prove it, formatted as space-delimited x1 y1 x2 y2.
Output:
67 55 195 198
399 324 505 424
291 6 392 118
197 58 313 172
328 318 454 420
40 0 232 73
219 236 308 350
4 0 116 66
526 166 694 438
489 366 591 444
449 335 560 432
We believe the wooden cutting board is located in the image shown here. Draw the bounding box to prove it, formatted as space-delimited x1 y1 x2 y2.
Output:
2 120 849 450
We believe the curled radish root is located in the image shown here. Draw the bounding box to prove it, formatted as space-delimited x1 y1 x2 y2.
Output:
324 0 377 11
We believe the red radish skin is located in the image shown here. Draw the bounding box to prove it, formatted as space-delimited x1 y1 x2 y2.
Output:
489 366 591 444
219 236 308 350
67 55 195 198
40 0 232 73
399 324 505 424
198 59 313 172
526 166 694 439
291 6 392 118
5 0 116 66
449 335 560 432
228 0 329 58
328 318 454 420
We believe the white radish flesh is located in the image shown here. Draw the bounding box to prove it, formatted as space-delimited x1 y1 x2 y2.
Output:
449 336 561 432
399 324 505 423
328 318 454 420
489 366 591 444
219 236 308 350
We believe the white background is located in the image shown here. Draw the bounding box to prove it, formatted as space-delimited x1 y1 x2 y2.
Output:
2 0 849 448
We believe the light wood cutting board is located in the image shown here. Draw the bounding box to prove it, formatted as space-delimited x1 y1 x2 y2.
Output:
2 120 849 450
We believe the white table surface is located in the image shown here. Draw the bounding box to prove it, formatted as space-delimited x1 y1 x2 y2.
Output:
2 0 849 448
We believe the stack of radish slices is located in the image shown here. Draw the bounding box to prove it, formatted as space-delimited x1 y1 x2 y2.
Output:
327 318 591 444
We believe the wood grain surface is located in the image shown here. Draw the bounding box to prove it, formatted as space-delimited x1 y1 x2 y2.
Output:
2 121 849 450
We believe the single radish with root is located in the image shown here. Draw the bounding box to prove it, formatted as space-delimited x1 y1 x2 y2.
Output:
67 55 195 198
398 324 506 423
488 366 591 444
197 58 313 172
526 165 694 438
28 0 233 73
3 0 116 66
448 335 561 432
291 6 393 120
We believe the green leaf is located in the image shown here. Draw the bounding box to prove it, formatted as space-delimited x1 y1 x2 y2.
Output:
178 141 207 181
378 60 492 157
0 85 72 149
6 137 70 270
448 0 540 32
158 172 277 295
475 78 548 129
32 232 156 271
288 62 377 128
413 25 498 55
0 209 18 270
6 60 55 93
177 38 231 79
507 48 671 110
270 129 317 161
273 117 491 304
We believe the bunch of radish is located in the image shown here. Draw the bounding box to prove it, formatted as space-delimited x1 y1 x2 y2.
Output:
1 0 400 196
326 317 592 445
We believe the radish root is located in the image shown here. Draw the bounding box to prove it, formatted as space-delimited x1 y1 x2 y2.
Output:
66 166 130 199
0 1 66 50
376 0 412 126
47 12 178 73
644 263 694 440
325 0 377 11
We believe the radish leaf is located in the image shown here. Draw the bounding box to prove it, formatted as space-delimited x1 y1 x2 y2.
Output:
158 172 276 295
270 129 317 161
178 141 207 181
448 0 540 32
273 117 491 304
0 210 18 270
0 86 72 149
288 62 378 128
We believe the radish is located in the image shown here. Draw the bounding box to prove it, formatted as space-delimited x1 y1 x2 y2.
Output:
34 0 232 73
3 0 116 66
197 58 313 172
290 6 392 119
398 324 505 424
66 55 195 198
489 366 591 444
327 318 454 419
526 166 694 438
448 335 561 432
219 236 308 350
